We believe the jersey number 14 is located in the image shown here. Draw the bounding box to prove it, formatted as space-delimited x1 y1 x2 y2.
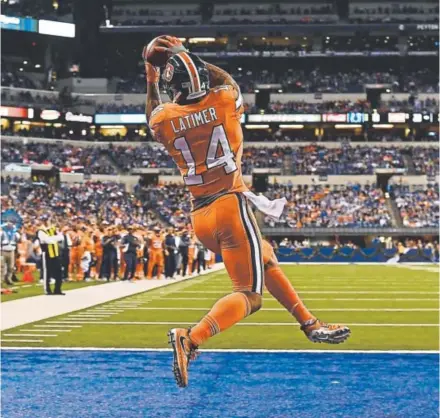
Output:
174 124 237 185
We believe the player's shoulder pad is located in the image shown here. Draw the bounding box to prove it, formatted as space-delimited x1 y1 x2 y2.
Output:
149 104 168 127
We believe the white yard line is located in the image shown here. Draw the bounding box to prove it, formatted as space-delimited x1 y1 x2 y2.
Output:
1 339 43 343
89 310 123 313
1 264 225 331
2 347 438 354
33 324 81 328
46 320 439 327
161 297 439 301
20 329 71 333
392 264 439 273
174 291 439 294
3 334 58 337
120 307 439 312
299 286 439 289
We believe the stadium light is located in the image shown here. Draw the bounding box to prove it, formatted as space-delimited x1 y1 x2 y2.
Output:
188 37 215 43
335 124 362 129
373 124 394 129
245 124 269 129
35 64 41 68
279 124 304 129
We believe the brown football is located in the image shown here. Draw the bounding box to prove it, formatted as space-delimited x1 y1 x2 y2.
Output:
145 35 172 67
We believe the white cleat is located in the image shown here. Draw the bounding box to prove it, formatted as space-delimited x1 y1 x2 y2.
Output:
301 318 351 344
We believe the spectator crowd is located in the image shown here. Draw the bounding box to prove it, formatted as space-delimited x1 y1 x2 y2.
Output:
394 185 439 228
3 140 438 176
264 183 393 228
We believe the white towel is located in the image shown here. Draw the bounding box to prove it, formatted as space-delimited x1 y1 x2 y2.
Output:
243 191 287 220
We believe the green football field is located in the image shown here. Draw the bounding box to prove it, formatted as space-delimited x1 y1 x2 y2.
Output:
2 264 439 351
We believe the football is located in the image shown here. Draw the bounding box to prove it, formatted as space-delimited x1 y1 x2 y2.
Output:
144 35 173 67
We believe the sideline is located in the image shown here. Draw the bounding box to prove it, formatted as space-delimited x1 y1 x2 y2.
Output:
0 264 225 331
1 347 438 354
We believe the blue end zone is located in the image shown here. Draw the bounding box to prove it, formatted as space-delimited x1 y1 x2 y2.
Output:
1 350 439 418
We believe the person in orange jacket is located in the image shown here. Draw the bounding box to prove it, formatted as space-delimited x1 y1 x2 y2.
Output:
69 226 83 281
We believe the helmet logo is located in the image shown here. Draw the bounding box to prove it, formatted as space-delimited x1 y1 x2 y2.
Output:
163 63 174 82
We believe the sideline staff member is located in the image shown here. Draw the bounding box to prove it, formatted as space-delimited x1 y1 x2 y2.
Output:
1 221 20 285
35 217 65 295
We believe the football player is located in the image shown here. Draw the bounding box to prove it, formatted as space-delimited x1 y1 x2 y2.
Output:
143 36 350 388
147 226 165 279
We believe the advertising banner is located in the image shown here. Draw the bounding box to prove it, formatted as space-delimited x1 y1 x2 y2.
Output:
0 15 37 33
0 106 34 118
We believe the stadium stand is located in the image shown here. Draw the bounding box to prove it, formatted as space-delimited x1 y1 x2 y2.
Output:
108 144 174 171
2 177 157 226
3 139 439 176
263 183 393 228
393 184 439 227
349 2 439 23
135 183 192 228
2 141 117 174
113 68 439 94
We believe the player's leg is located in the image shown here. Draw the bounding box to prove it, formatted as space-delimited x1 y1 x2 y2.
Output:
262 240 350 344
189 194 263 346
168 194 263 388
69 247 76 280
156 253 164 279
146 253 156 279
76 249 84 281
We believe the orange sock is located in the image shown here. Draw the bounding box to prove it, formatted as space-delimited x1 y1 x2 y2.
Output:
265 265 315 325
190 292 251 346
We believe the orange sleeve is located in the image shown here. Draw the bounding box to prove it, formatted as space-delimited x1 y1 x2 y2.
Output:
214 85 244 117
148 105 167 142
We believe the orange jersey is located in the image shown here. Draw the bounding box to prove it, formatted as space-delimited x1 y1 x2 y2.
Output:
150 235 164 252
83 236 95 253
149 85 247 201
70 231 82 247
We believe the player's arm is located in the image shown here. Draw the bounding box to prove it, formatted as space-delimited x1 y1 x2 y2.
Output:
144 61 162 125
204 62 240 98
37 230 64 244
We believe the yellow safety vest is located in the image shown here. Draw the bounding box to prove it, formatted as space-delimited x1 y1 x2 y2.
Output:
46 226 60 258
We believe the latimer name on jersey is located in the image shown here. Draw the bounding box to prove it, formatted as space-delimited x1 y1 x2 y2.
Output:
170 107 218 134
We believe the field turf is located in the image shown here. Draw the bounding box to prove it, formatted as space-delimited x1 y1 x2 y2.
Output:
2 264 438 351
